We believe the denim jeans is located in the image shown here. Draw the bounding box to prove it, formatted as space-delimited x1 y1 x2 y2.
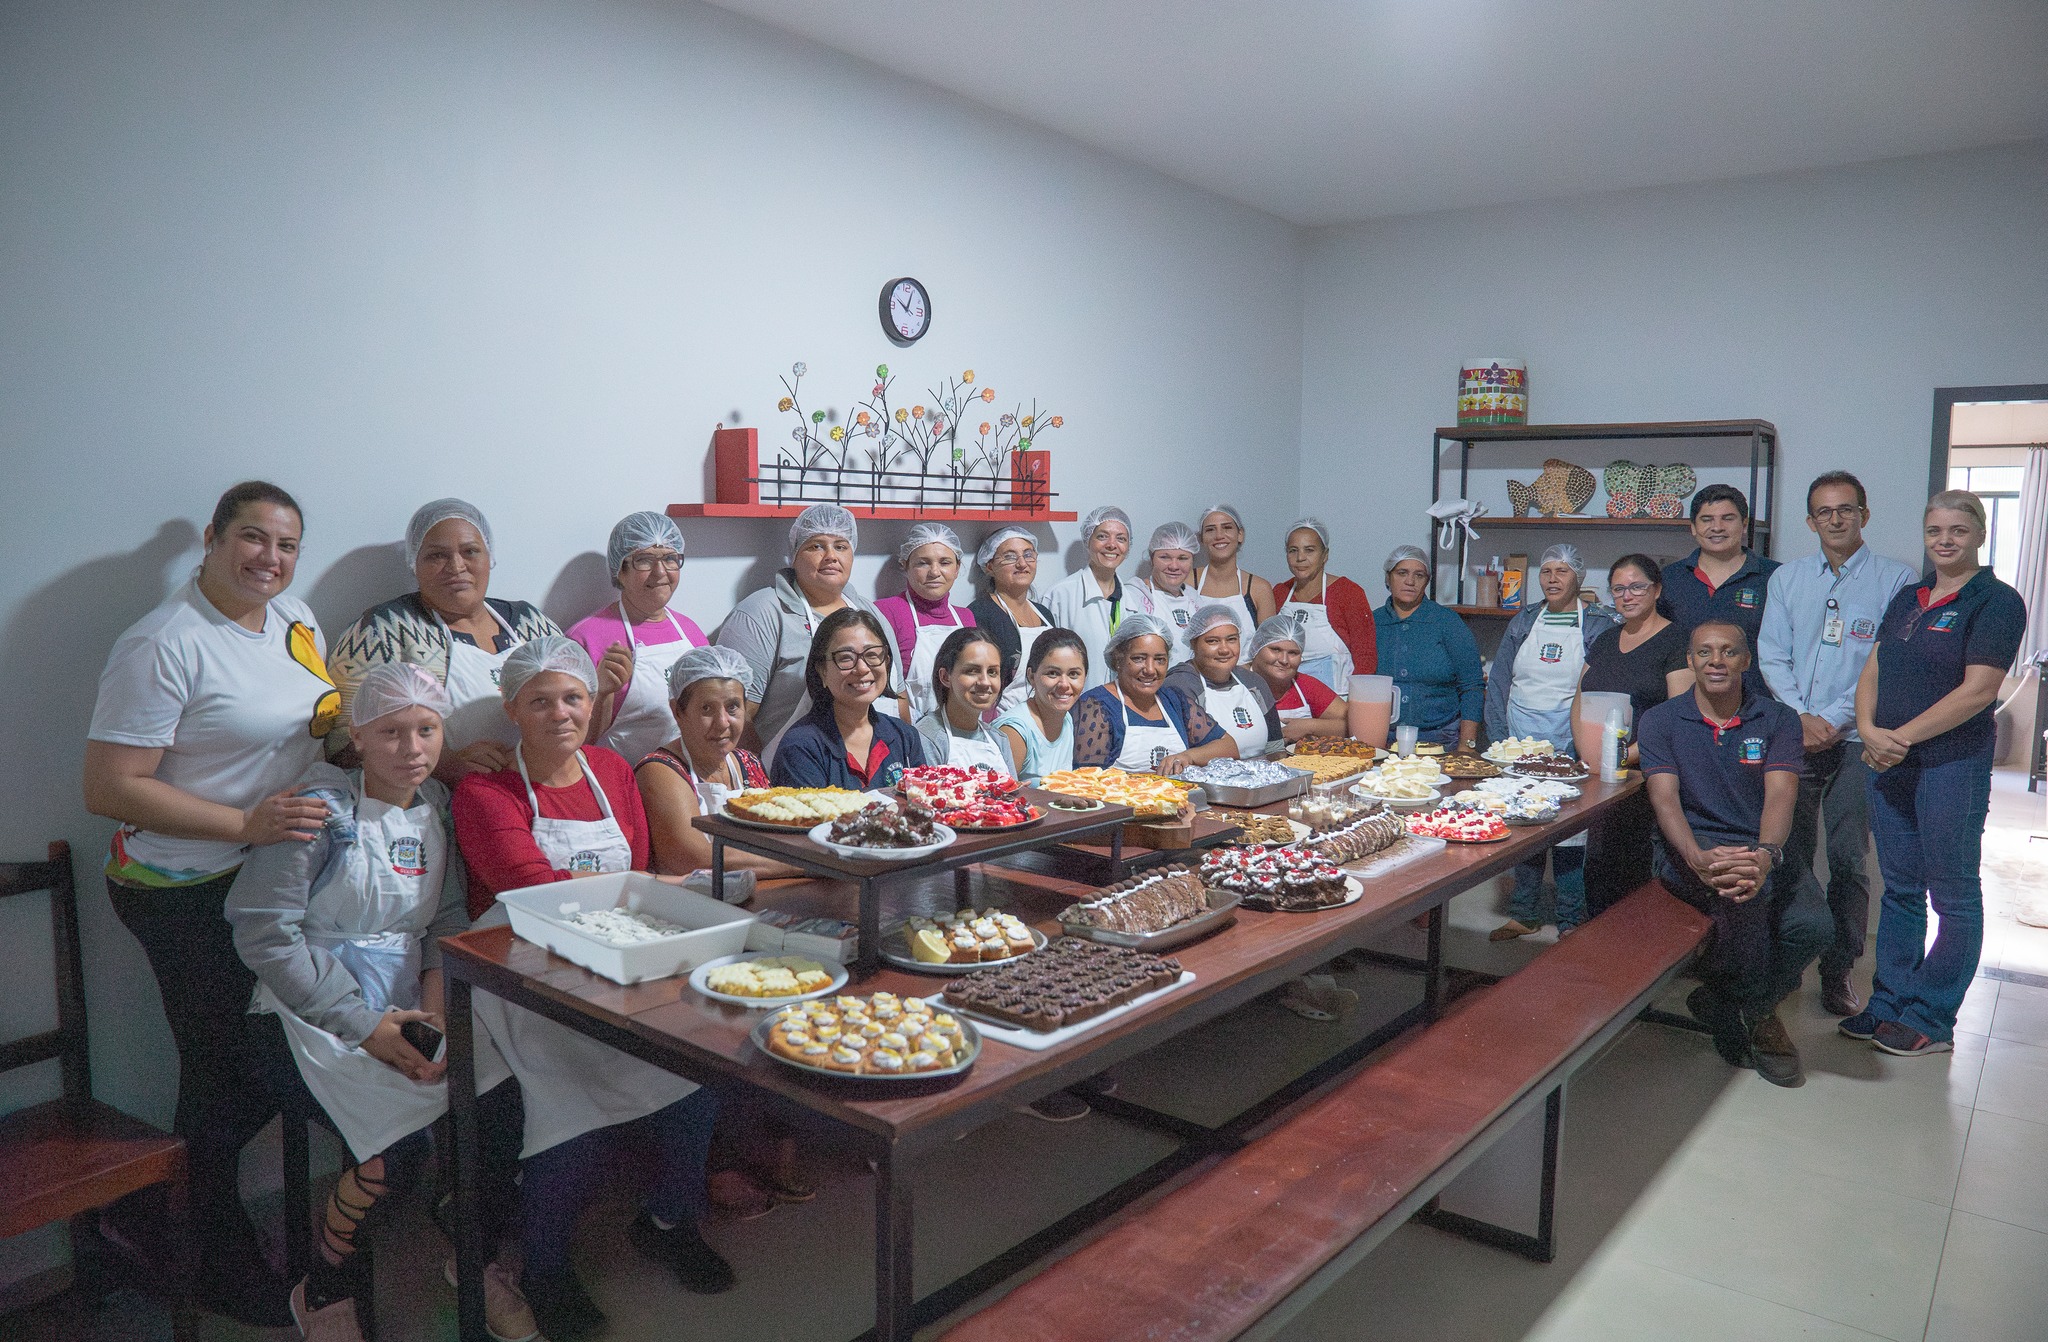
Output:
1659 857 1830 1012
520 1086 721 1272
1785 742 1875 977
1866 752 1994 1041
1508 846 1587 930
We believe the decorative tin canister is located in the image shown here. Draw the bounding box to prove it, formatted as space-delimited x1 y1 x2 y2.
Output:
1457 359 1527 426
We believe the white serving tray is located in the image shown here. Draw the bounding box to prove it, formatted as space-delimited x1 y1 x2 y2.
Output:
935 971 1196 1051
496 872 754 985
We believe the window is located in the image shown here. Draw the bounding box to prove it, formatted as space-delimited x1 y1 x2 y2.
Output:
1946 464 2024 588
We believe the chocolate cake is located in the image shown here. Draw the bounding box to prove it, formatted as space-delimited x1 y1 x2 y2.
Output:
1061 865 1209 935
941 939 1183 1032
1199 846 1352 911
1506 755 1590 779
1301 808 1407 864
826 799 941 848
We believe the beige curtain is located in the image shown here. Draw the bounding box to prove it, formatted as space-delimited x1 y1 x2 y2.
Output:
2015 445 2048 670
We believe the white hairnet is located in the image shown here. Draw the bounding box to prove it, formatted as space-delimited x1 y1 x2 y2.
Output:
606 511 685 587
666 643 752 704
1248 613 1306 657
1538 543 1586 577
1287 517 1331 551
896 522 964 567
406 499 492 572
974 525 1037 573
499 635 597 704
788 504 858 557
1103 612 1174 667
1080 505 1132 542
350 662 452 727
1384 544 1430 576
1147 521 1199 557
1185 603 1243 642
1200 504 1245 534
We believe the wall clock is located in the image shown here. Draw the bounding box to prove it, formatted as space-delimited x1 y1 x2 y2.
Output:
880 277 930 346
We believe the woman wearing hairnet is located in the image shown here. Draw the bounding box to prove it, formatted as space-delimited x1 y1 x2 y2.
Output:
1483 545 1619 940
967 525 1056 715
227 666 533 1341
714 504 902 758
1194 503 1277 649
1373 546 1484 752
875 522 977 722
1272 517 1376 688
636 644 799 890
1045 505 1134 691
1163 604 1283 757
452 637 733 1335
1070 613 1234 773
1245 614 1350 741
325 499 568 782
1131 521 1208 659
567 512 708 765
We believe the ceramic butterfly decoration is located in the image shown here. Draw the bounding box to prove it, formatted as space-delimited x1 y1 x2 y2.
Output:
1505 459 1597 518
1602 460 1697 518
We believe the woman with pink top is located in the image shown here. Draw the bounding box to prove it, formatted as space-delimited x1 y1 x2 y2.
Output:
875 522 976 722
567 512 708 764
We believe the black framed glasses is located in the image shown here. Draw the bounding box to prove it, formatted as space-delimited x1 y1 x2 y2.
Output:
1609 582 1653 599
829 647 892 672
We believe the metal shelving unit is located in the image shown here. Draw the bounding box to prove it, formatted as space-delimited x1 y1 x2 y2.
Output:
1427 419 1779 609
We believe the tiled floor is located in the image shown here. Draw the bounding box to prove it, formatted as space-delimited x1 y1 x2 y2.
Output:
15 771 2048 1341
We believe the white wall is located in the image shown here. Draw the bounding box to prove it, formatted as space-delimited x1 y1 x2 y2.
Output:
0 0 1303 1250
1299 139 2048 596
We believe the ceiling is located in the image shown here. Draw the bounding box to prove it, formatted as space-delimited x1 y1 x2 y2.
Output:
704 0 2048 226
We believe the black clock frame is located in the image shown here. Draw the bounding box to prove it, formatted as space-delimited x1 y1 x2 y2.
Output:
879 276 930 347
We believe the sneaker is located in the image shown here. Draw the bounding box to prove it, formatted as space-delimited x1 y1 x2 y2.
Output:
1871 1021 1954 1057
1819 968 1862 1017
442 1260 539 1342
290 1280 366 1342
1279 974 1357 1021
1686 985 1751 1068
628 1212 736 1294
519 1266 607 1342
1022 1091 1092 1122
1489 918 1539 942
1746 1012 1805 1088
1837 1010 1881 1041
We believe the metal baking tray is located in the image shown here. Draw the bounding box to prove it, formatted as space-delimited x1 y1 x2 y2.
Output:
1185 765 1314 808
1058 887 1240 951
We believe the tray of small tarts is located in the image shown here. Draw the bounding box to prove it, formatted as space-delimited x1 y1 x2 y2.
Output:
753 993 979 1080
883 908 1047 973
1038 768 1194 819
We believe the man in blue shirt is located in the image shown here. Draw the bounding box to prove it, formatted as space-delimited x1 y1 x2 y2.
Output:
1663 485 1781 699
1639 620 1828 1087
1757 472 1916 1017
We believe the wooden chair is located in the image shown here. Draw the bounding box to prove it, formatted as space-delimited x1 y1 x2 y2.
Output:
0 841 195 1341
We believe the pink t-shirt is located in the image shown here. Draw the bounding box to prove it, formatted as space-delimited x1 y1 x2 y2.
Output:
566 604 708 667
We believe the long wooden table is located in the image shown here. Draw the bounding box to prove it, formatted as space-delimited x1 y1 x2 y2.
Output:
441 775 1640 1342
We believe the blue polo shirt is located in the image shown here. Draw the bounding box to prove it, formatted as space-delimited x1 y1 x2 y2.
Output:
1638 690 1803 851
1872 569 2027 767
1373 599 1485 734
769 701 927 790
1664 547 1781 697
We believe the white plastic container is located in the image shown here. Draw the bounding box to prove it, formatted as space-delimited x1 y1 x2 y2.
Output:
496 872 754 985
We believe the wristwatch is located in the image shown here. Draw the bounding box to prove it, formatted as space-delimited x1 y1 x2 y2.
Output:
1754 843 1784 868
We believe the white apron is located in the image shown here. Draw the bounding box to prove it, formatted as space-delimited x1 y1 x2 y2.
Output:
937 720 1015 777
664 748 756 904
1275 681 1314 723
471 748 695 1157
1202 675 1270 757
996 605 1051 718
902 603 965 722
761 605 830 763
1195 568 1259 661
440 609 522 753
1141 582 1206 659
256 796 449 1161
1284 587 1352 690
1507 607 1589 850
601 604 701 765
1111 688 1188 773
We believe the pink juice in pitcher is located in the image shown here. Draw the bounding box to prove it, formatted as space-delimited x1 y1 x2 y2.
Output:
1348 698 1393 749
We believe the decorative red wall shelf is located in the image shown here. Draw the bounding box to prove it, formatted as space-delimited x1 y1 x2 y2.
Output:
668 428 1076 522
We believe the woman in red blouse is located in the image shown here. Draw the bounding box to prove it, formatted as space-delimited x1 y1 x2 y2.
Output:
1271 517 1376 688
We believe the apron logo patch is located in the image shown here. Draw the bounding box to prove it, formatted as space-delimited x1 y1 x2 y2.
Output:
387 835 426 877
1736 589 1758 609
1850 618 1877 640
490 668 502 686
1930 610 1959 632
1172 609 1191 627
1232 707 1255 728
567 850 603 874
1539 642 1564 663
1149 746 1170 770
1741 737 1765 764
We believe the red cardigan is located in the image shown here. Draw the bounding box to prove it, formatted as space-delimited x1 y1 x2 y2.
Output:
1271 575 1377 678
451 746 651 919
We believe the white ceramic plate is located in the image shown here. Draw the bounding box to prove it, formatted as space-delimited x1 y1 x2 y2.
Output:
688 952 850 1007
805 821 958 862
1348 783 1442 812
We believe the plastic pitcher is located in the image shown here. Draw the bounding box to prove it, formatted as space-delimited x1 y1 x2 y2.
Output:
1576 691 1633 762
1347 674 1402 749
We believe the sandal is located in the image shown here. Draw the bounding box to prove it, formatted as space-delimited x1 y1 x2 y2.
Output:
707 1170 775 1220
1489 918 1539 942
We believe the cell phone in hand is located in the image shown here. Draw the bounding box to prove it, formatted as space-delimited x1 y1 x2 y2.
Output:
399 1018 444 1062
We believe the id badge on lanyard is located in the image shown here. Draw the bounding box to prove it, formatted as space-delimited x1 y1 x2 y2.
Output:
1822 597 1843 647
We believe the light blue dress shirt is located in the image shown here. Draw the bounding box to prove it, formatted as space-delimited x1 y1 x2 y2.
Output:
1757 544 1917 740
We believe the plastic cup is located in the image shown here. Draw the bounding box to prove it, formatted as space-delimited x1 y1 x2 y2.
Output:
1395 724 1420 757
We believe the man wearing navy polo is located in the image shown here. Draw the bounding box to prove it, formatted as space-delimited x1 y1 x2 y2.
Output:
1757 472 1916 1017
1664 485 1781 699
1638 620 1828 1087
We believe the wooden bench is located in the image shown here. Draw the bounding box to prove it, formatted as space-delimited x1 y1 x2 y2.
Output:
938 881 1711 1342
